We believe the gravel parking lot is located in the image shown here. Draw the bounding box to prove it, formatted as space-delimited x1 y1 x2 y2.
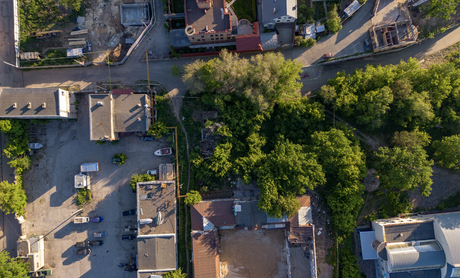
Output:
22 94 173 277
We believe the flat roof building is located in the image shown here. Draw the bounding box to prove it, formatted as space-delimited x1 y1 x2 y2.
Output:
89 93 152 141
136 180 177 276
0 88 75 119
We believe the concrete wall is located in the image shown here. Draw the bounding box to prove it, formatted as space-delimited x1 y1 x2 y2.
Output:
13 0 20 67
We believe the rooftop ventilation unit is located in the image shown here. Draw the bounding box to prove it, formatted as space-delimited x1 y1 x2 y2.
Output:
42 103 46 108
27 102 32 109
12 103 17 108
97 102 103 106
137 104 142 107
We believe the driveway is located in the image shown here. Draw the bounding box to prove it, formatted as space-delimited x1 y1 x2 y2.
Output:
21 93 174 277
284 0 375 66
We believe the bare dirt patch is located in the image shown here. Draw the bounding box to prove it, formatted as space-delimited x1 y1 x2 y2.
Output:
220 229 288 278
409 166 460 210
309 193 334 278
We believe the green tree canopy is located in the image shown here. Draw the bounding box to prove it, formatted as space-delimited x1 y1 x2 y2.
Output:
432 134 460 171
426 0 460 20
0 181 28 216
391 129 431 151
184 190 202 205
0 251 30 278
309 129 366 233
326 5 342 33
183 50 302 110
147 121 169 138
163 268 186 278
256 139 325 218
375 145 434 196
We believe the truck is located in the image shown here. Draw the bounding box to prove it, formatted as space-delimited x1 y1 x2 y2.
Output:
74 217 90 224
80 162 99 172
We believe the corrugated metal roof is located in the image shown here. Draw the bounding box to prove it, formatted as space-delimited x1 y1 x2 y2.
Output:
359 231 378 260
298 206 312 226
344 0 361 17
432 211 460 266
191 231 220 278
389 269 441 278
384 222 435 243
387 240 445 272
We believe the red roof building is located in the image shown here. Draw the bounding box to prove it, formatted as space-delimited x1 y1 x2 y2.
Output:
191 231 220 278
236 23 262 53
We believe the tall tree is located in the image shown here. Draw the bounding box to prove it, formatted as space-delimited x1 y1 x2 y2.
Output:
354 86 394 129
375 146 434 196
432 135 460 171
257 139 325 218
427 0 460 20
309 129 366 233
391 129 431 151
183 50 302 110
0 181 28 216
0 251 30 278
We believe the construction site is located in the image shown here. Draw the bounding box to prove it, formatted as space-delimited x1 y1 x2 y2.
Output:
19 0 154 66
369 0 418 52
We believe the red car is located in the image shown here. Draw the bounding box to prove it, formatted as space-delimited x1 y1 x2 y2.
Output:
323 53 334 59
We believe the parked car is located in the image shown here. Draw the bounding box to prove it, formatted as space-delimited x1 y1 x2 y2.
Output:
323 53 334 59
91 216 103 223
91 240 104 246
364 39 371 51
122 234 136 240
122 209 136 216
94 232 106 238
77 248 91 255
141 136 154 141
73 217 90 224
75 241 91 248
146 169 158 175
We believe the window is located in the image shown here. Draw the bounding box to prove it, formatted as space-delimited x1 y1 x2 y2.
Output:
220 34 223 36
452 268 460 277
211 35 213 37
201 35 204 38
197 39 200 41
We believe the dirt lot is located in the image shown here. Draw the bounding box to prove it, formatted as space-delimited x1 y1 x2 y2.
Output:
21 93 173 277
220 229 288 278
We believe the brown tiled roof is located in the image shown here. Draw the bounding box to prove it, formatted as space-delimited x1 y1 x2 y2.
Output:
192 231 220 278
191 201 236 231
289 226 314 244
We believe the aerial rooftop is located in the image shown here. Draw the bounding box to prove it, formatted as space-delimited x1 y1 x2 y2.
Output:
185 0 230 33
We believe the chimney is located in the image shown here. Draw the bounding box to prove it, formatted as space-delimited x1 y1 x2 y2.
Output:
137 104 142 107
273 8 276 14
42 103 46 108
12 103 17 108
97 102 103 106
27 102 32 109
137 118 142 122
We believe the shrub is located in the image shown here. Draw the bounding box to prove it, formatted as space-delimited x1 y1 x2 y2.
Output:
148 121 169 138
326 5 342 34
294 36 316 47
76 188 91 206
170 64 181 77
130 173 154 192
184 190 202 205
113 153 127 166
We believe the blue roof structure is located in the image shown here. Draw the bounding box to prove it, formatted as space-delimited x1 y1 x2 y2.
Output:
359 231 378 260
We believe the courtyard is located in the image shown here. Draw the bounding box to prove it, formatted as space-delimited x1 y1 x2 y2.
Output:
219 229 288 278
21 93 173 277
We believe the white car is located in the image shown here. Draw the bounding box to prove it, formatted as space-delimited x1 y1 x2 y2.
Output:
147 170 158 175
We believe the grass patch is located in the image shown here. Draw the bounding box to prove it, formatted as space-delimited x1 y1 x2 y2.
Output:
170 0 184 13
230 0 257 22
76 188 91 206
21 49 86 67
19 0 86 46
436 191 460 210
129 173 154 192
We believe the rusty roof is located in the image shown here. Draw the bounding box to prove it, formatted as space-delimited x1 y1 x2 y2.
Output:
298 195 311 207
289 226 314 244
192 231 220 278
191 201 236 231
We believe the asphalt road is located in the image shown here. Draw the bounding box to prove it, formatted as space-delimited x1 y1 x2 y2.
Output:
0 0 22 88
